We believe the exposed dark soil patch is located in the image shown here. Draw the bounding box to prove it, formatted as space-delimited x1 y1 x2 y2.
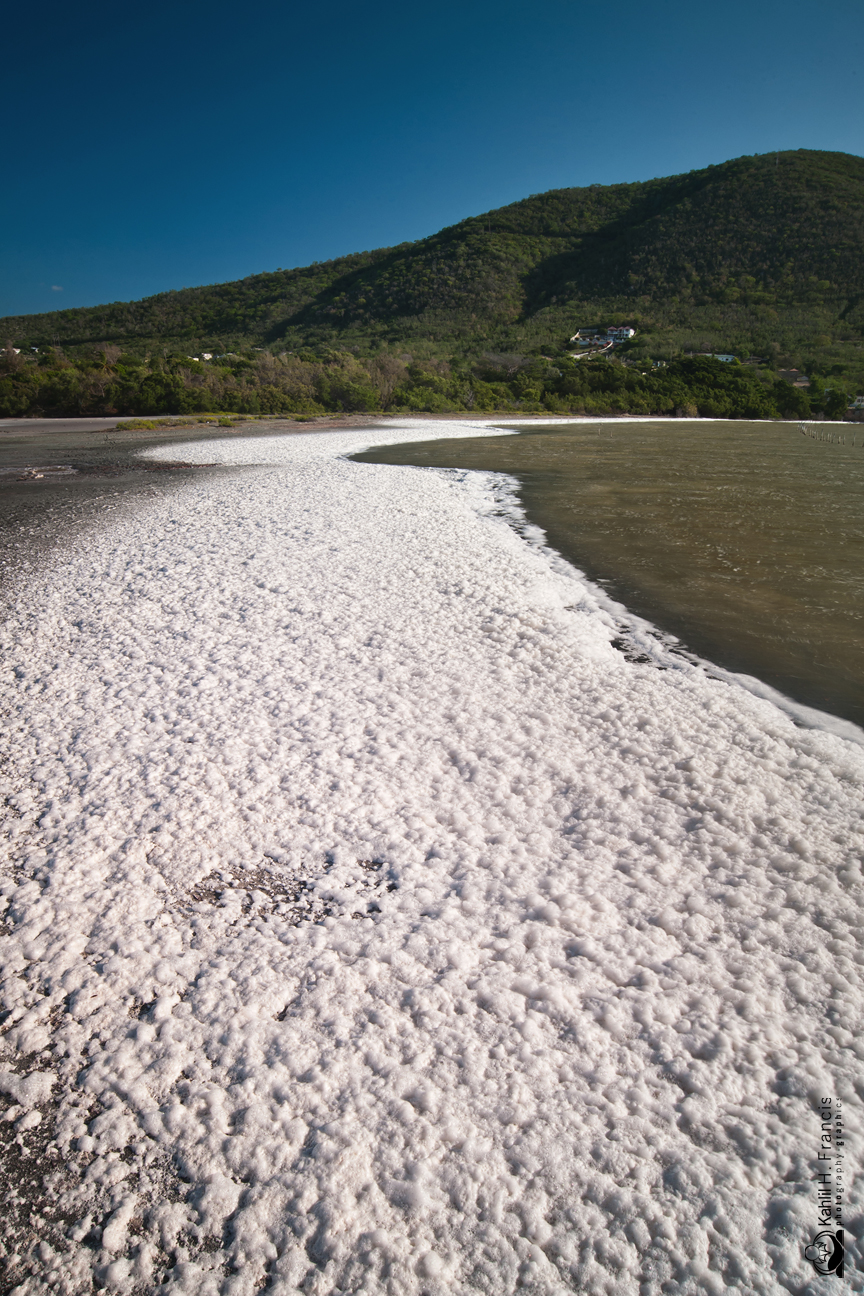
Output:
181 857 396 926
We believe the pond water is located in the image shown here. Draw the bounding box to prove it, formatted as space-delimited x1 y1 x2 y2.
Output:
353 420 864 730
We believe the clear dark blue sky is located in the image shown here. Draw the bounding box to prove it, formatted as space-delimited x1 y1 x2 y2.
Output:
4 0 862 318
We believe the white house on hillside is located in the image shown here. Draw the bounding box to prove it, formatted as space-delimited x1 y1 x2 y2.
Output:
569 326 636 348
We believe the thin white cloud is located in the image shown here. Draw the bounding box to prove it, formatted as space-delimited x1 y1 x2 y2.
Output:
51 285 63 292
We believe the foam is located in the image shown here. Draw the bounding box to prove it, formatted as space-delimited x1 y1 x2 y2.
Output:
0 421 861 1294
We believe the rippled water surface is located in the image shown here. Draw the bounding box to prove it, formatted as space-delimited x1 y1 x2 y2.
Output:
354 420 864 728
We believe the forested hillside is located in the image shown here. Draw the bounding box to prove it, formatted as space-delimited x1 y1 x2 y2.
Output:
2 149 863 418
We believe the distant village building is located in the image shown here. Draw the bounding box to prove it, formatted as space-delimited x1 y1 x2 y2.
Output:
779 368 810 388
569 326 636 349
711 354 736 363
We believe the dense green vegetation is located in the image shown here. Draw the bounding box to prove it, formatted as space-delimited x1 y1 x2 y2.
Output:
2 148 862 417
0 345 848 421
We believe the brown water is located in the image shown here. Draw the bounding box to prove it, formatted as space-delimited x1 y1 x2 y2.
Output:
353 420 864 730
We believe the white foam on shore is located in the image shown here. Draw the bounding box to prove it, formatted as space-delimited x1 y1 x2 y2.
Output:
0 422 862 1295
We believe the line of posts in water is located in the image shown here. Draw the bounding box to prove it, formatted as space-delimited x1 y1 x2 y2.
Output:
799 423 859 445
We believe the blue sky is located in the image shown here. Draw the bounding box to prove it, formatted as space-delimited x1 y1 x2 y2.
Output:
3 0 862 318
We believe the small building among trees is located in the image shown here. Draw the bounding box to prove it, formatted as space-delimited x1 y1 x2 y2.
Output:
569 326 636 349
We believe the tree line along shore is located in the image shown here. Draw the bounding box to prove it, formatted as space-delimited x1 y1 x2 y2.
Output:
0 344 852 421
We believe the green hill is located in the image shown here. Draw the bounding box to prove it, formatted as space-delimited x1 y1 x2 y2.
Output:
2 149 863 419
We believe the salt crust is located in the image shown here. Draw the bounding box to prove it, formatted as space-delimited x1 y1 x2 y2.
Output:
1 420 862 1295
